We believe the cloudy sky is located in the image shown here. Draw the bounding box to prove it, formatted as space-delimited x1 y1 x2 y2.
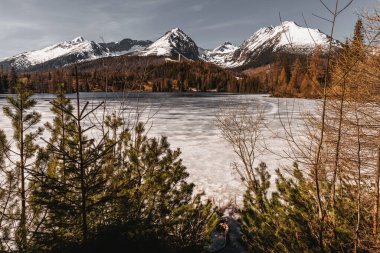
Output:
0 0 377 58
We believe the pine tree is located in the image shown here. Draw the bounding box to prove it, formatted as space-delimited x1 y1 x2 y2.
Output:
3 82 43 252
241 163 279 253
240 162 356 252
300 73 312 97
8 67 17 93
278 66 288 95
0 130 12 250
288 58 301 95
301 48 324 98
0 130 5 172
169 195 219 252
0 127 20 252
31 83 77 250
32 68 115 252
274 164 322 252
96 119 218 252
352 19 366 63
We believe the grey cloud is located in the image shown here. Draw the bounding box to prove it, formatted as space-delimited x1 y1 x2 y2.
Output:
0 0 377 58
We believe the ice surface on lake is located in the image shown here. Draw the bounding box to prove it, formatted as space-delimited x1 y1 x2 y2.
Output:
0 93 316 206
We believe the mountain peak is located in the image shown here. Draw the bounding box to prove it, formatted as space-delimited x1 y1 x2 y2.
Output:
200 41 238 68
231 21 340 68
165 28 189 38
280 21 299 27
139 27 199 59
170 27 182 33
213 41 238 52
71 36 85 43
1 22 340 71
2 36 153 70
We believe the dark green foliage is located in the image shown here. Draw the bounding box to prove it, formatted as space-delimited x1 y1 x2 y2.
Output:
3 82 43 148
96 119 219 253
0 15 377 252
25 90 218 253
241 163 279 253
0 130 6 169
31 85 115 251
2 82 43 252
274 165 322 252
0 81 377 253
0 130 14 251
241 163 367 253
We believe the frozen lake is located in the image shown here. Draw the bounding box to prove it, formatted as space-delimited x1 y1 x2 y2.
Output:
0 92 315 205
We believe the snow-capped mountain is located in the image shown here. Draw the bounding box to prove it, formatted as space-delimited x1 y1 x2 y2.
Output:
228 21 340 68
137 28 199 60
1 37 106 70
100 38 152 56
201 42 239 68
1 37 152 70
0 21 340 71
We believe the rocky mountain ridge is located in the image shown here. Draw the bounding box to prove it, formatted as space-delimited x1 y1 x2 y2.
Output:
1 21 340 71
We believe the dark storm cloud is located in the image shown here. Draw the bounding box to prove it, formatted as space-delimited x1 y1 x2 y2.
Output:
0 0 377 58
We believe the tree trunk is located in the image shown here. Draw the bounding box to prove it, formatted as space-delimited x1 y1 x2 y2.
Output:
374 145 380 235
354 112 362 252
20 96 27 253
330 80 346 227
76 65 88 243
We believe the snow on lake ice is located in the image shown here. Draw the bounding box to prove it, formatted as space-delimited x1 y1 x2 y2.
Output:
0 93 316 206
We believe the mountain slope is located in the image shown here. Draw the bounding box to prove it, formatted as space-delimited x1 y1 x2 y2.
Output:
200 42 239 68
230 21 340 68
1 37 106 70
0 21 339 71
137 28 199 60
1 37 152 70
100 38 152 56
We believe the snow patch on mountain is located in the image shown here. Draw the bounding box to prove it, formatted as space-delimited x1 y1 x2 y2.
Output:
138 28 199 59
101 39 152 55
109 45 147 56
213 42 239 54
71 36 85 43
201 42 239 68
2 36 154 70
231 21 340 67
1 21 340 71
246 21 334 52
4 37 104 69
